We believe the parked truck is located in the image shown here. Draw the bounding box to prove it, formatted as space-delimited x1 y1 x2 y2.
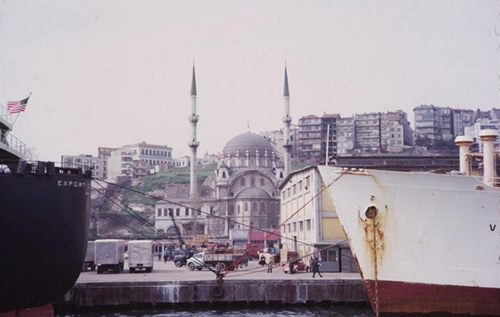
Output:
82 241 96 271
201 249 244 270
95 239 125 274
128 240 154 273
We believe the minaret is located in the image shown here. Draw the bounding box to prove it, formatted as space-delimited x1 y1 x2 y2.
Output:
188 65 199 199
282 66 292 176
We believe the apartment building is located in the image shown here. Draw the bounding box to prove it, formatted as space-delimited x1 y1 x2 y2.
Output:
451 109 474 137
337 117 355 156
354 112 381 154
380 111 412 153
414 104 453 142
321 114 339 163
98 147 115 180
106 142 173 182
61 154 100 178
464 119 500 152
297 115 322 162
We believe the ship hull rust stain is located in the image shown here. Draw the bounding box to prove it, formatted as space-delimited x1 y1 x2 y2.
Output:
54 280 368 308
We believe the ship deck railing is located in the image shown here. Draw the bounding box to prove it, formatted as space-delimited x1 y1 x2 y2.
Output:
0 132 27 158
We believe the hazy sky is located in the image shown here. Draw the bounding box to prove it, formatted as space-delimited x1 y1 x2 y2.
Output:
1 0 498 161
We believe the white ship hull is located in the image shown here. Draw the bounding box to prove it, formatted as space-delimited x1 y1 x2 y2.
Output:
318 166 500 316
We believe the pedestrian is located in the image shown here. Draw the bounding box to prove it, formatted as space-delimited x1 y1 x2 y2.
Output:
312 257 323 278
259 255 266 267
267 261 273 273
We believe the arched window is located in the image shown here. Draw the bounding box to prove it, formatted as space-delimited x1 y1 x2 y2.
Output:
244 202 248 211
252 202 257 212
241 178 246 186
260 178 265 186
237 205 241 214
229 205 234 215
261 202 266 212
222 171 226 179
251 177 255 186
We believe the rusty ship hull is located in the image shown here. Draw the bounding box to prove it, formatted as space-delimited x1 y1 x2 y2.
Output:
318 166 500 316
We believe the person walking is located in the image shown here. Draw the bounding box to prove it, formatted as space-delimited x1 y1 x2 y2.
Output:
312 257 323 278
267 255 274 273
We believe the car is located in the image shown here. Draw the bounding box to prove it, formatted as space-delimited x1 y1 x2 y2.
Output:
283 259 309 273
186 252 205 271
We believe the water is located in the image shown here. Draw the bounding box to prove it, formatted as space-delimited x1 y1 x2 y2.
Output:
56 306 375 317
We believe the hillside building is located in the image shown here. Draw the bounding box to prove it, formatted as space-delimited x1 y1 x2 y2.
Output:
61 154 100 178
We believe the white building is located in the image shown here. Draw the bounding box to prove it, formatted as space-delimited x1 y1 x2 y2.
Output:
464 119 500 153
106 142 173 182
279 166 355 272
61 154 100 178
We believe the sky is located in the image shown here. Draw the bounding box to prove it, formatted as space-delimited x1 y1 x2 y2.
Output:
0 0 498 161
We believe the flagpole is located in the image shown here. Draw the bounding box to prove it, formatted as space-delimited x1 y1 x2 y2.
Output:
11 113 21 129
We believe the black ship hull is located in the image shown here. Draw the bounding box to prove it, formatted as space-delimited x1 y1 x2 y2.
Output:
0 167 91 312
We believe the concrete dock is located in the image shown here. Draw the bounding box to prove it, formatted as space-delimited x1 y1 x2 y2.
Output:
54 259 369 309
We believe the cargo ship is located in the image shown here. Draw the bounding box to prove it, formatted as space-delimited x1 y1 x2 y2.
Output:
0 108 91 313
317 132 500 316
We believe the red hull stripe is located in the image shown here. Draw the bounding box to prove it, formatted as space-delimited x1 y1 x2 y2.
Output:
364 280 500 315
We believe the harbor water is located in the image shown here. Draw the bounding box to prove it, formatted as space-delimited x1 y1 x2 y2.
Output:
56 305 375 317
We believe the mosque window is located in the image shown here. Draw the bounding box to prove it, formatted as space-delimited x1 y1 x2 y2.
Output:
186 208 190 216
251 202 257 212
244 202 248 211
260 178 265 186
222 171 227 179
261 202 266 212
251 178 255 186
157 208 162 216
238 205 241 214
229 205 234 215
241 178 246 186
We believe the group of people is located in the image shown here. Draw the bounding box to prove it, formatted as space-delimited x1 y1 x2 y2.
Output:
258 253 323 277
259 254 274 273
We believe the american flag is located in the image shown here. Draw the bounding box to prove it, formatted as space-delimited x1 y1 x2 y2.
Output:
7 95 30 114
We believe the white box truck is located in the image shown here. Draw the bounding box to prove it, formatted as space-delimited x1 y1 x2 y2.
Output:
128 240 154 273
95 239 125 274
82 241 96 271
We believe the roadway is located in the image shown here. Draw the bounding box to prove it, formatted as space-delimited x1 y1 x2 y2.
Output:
77 258 362 283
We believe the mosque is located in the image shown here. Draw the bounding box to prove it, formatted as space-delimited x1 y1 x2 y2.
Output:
154 66 293 240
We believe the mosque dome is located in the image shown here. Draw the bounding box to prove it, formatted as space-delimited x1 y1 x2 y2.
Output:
236 187 271 199
222 133 275 156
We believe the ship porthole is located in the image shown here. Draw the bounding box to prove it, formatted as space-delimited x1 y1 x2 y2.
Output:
365 205 378 219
